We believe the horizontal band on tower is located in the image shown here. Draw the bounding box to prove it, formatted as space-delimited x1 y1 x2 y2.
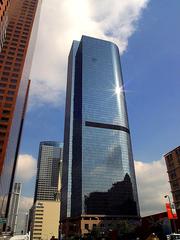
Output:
85 121 130 133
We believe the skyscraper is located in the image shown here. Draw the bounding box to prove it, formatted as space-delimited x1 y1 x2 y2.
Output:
0 0 10 52
34 141 63 202
61 36 139 234
164 146 180 209
6 182 21 233
0 0 41 218
31 142 63 240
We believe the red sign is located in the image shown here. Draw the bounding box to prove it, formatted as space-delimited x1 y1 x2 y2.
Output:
166 203 178 219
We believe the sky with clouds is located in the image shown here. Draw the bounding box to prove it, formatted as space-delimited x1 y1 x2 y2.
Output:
14 0 180 229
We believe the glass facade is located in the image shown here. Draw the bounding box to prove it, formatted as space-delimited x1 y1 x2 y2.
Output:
34 141 63 202
61 41 79 220
61 36 139 220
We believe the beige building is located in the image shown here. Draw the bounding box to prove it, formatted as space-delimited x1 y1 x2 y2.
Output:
62 215 139 237
31 200 60 240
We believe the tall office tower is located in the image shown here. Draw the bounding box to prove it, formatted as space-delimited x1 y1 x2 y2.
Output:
0 0 42 218
165 146 180 209
0 0 10 52
34 141 63 202
61 36 139 235
31 142 63 240
6 182 21 233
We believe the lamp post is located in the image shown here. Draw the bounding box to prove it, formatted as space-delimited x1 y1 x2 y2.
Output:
164 195 177 233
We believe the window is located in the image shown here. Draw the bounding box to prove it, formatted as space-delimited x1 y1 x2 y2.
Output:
2 110 10 115
11 79 17 83
7 56 13 60
167 154 173 162
4 103 12 108
85 224 89 230
170 170 176 179
1 117 9 122
0 132 6 137
13 68 20 72
0 83 7 88
5 61 12 65
0 141 4 147
16 58 22 62
9 85 16 89
1 77 8 82
175 149 180 156
172 181 179 188
2 72 9 76
7 91 15 95
8 51 15 55
34 225 42 228
0 125 7 129
34 221 43 223
4 66 11 70
175 191 180 200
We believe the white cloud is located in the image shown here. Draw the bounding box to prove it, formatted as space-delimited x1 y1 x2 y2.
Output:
29 0 149 107
19 196 33 213
16 154 37 182
135 159 172 217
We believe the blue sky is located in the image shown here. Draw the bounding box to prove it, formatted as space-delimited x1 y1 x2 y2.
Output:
122 0 180 162
15 0 180 218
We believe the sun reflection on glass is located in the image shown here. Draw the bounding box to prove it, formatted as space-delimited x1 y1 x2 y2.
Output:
115 86 123 95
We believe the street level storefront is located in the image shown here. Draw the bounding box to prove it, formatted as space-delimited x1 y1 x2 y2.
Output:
60 215 140 238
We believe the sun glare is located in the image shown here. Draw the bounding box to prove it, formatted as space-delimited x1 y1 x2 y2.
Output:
115 86 122 95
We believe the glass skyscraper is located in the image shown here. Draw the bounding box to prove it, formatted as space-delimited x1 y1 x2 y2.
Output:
61 36 139 222
34 141 63 202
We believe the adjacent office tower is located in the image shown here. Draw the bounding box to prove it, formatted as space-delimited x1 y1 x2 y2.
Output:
61 36 139 233
0 0 10 52
31 142 63 240
0 0 41 217
34 141 63 202
6 182 22 233
164 146 180 209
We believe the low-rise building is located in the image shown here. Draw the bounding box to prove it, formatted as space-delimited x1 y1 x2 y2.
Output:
30 200 60 240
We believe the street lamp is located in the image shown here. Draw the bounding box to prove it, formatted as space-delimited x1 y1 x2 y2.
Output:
164 195 177 233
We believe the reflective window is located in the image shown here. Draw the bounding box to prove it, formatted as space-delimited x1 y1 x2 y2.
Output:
73 36 139 217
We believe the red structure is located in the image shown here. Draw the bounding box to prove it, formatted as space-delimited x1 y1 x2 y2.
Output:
0 0 10 52
142 208 180 235
0 0 41 218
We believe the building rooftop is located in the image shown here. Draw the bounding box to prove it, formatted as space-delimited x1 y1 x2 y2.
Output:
164 146 180 157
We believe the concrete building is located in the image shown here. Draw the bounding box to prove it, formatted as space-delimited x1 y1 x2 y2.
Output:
0 0 10 52
164 146 180 209
6 182 21 233
0 0 42 218
61 36 139 236
30 200 60 240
